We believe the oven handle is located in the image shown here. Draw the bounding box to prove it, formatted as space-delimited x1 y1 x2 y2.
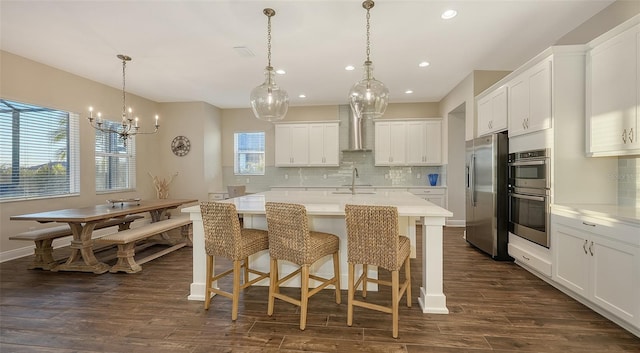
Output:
509 160 547 167
510 193 545 202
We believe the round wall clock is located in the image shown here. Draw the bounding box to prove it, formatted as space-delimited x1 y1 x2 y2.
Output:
171 135 191 156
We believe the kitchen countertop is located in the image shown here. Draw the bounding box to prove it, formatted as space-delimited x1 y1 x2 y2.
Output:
209 190 452 217
552 203 640 226
269 185 447 189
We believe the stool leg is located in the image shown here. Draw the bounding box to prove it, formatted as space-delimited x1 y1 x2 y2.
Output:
405 256 412 307
362 264 368 298
300 265 310 330
243 256 249 284
267 258 277 316
232 260 241 321
392 270 399 339
333 251 341 304
204 255 213 310
347 263 355 327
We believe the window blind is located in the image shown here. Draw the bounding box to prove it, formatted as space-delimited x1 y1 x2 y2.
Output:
0 99 80 201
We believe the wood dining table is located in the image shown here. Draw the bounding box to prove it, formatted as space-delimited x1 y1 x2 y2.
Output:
10 198 198 274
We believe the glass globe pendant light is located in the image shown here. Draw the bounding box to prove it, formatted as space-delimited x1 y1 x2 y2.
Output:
348 0 389 120
250 8 289 122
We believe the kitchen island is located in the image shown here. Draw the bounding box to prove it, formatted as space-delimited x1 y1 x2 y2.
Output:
182 190 453 314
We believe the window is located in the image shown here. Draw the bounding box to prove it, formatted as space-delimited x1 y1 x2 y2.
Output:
0 99 80 201
95 121 136 192
234 132 265 175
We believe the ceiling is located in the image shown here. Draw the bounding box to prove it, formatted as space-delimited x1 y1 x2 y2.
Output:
1 1 615 109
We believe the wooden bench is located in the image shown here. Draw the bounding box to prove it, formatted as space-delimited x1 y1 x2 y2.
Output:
9 215 144 270
95 216 192 273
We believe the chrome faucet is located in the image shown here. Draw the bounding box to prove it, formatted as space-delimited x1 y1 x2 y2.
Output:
351 167 359 195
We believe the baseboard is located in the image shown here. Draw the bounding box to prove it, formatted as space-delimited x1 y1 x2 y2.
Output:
446 219 465 227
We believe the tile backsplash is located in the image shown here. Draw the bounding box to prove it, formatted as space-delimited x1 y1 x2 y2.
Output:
618 156 639 207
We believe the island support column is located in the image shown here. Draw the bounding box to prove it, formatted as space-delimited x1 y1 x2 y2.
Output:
419 215 449 314
185 208 207 301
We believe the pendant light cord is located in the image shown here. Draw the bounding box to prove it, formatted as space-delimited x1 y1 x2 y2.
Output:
365 6 371 63
267 11 272 68
121 58 127 120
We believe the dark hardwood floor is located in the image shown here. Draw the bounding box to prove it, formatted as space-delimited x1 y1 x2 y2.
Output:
1 227 639 352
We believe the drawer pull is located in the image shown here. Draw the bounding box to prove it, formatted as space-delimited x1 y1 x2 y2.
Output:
582 221 596 227
522 255 530 261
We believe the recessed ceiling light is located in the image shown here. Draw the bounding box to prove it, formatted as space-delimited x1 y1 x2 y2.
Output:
298 94 307 98
345 65 355 71
419 61 430 67
441 9 457 20
275 69 286 75
405 90 413 94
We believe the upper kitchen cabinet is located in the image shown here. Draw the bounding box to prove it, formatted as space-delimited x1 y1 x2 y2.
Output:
375 121 407 166
508 57 552 137
275 122 339 167
406 119 443 165
274 124 310 166
375 119 443 166
587 22 640 157
477 85 508 137
308 122 339 166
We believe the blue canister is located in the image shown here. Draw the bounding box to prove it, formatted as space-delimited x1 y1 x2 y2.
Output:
428 174 438 186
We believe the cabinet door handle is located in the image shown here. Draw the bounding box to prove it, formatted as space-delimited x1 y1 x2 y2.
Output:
589 241 594 256
629 128 634 143
522 255 530 261
522 119 526 129
622 129 627 144
582 221 596 227
583 239 588 254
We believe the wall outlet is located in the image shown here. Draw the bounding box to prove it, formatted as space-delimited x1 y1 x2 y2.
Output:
245 178 250 184
284 174 289 180
323 174 327 179
416 173 421 179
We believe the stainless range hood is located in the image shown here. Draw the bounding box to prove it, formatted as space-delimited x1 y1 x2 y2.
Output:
342 108 371 152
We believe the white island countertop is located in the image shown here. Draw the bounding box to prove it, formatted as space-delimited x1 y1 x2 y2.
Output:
218 190 452 218
183 190 453 314
552 203 640 226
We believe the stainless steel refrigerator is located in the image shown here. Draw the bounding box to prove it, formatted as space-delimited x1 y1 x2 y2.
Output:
465 132 511 260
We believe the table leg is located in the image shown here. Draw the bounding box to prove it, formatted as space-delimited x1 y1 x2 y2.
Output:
53 222 110 274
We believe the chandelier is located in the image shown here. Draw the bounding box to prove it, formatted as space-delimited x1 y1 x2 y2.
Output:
348 0 389 120
250 8 289 122
88 54 159 145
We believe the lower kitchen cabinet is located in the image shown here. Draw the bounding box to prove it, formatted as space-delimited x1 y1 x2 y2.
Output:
552 211 640 330
408 187 446 208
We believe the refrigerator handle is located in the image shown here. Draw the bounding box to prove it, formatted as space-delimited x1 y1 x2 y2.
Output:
471 154 476 206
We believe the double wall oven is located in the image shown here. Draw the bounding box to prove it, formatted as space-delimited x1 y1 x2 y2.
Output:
508 149 550 248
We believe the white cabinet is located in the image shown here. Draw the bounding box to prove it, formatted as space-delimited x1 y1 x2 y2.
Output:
375 119 442 166
477 85 508 137
587 23 640 156
275 122 339 167
375 121 407 166
552 211 640 328
508 58 552 137
407 187 446 208
308 123 339 166
275 124 309 166
406 119 443 165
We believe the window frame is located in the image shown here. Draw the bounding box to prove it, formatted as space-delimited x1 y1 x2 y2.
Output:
0 99 80 202
234 131 265 176
94 119 137 194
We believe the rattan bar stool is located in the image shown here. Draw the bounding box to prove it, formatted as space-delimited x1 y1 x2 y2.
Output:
200 201 270 321
344 204 412 338
264 202 341 330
